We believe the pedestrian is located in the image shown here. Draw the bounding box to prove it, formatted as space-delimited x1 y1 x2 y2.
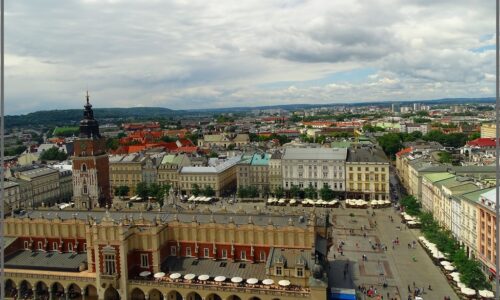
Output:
413 282 415 288
428 284 432 291
408 285 411 293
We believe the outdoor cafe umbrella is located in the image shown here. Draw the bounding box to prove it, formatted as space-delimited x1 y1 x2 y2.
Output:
479 290 495 298
460 287 476 296
246 278 258 285
153 272 165 279
184 274 196 280
214 276 226 282
278 280 291 287
198 275 210 281
231 277 243 283
169 273 181 279
139 271 151 277
262 279 274 285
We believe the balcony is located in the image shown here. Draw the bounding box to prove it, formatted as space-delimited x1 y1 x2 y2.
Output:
129 278 310 298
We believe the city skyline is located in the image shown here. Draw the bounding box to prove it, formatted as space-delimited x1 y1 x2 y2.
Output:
6 0 496 115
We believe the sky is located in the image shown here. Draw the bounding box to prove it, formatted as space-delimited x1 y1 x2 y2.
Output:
5 0 496 115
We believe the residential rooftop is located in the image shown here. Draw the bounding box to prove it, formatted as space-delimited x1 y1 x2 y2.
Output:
282 147 347 161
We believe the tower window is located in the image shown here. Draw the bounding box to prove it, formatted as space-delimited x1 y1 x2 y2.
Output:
83 185 88 194
104 254 116 275
81 163 87 172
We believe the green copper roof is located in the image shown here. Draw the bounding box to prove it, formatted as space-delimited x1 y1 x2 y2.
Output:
251 153 270 166
423 172 455 183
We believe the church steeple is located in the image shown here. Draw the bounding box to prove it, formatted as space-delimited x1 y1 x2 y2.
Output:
79 92 101 138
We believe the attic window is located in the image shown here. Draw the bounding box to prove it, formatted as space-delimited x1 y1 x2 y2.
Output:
219 262 227 267
192 260 199 266
239 263 246 269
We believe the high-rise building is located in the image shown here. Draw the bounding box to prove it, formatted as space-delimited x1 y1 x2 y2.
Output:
391 102 400 113
72 93 111 209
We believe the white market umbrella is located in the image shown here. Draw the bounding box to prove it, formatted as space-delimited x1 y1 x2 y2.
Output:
262 279 274 285
440 261 451 266
479 290 495 298
457 282 467 289
153 272 165 279
460 287 476 296
444 265 455 271
139 271 151 277
184 273 196 280
169 273 181 279
246 278 259 285
231 277 243 283
198 274 210 281
214 276 226 282
278 280 291 287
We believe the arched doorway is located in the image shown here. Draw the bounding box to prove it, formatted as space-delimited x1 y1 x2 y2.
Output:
206 294 222 300
51 282 65 300
227 296 242 300
19 280 33 299
166 290 182 300
35 281 49 299
5 279 17 298
185 292 202 300
148 289 164 300
131 288 146 300
104 287 120 300
84 285 98 300
68 283 82 300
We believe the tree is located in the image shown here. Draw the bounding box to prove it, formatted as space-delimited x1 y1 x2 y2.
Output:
114 185 130 197
5 145 27 156
376 133 403 158
192 184 201 197
106 138 119 151
304 183 317 199
203 185 215 197
437 151 452 164
209 152 219 158
319 186 335 201
274 186 285 198
161 135 175 142
117 132 127 139
468 132 480 140
238 187 248 198
149 183 161 199
289 184 301 198
39 147 68 161
136 182 149 199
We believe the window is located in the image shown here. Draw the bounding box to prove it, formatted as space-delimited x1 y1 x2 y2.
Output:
260 251 266 262
81 164 87 172
24 241 29 249
170 246 176 256
83 243 87 251
53 242 58 251
141 254 149 267
38 241 43 250
186 247 192 257
296 267 304 277
104 254 116 275
83 185 88 194
240 250 246 260
204 248 210 258
68 243 73 252
221 249 228 259
276 266 282 276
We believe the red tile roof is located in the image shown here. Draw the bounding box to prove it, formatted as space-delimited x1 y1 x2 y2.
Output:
466 138 498 148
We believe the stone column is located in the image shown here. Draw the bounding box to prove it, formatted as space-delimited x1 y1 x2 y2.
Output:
163 293 169 300
65 292 69 300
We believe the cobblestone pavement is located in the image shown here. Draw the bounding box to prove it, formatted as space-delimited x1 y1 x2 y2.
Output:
329 206 459 300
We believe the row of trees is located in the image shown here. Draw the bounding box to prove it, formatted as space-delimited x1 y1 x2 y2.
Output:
40 147 68 161
114 183 172 206
377 130 476 158
401 196 491 290
191 184 215 197
236 184 339 200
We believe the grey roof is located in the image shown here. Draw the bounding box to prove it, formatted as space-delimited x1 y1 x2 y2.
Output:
282 148 347 160
267 248 313 269
270 151 283 159
5 250 87 272
162 257 267 279
181 155 242 174
17 167 58 179
18 210 316 229
4 180 19 189
4 237 17 248
346 147 388 163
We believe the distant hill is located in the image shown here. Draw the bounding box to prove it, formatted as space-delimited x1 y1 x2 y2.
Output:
7 97 495 128
6 107 179 128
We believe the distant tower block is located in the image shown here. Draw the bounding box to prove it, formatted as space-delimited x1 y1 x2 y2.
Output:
72 92 111 209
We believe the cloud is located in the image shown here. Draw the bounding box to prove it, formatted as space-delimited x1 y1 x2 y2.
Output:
4 0 495 114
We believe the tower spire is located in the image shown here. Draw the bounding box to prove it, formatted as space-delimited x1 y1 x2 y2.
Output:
86 90 89 105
